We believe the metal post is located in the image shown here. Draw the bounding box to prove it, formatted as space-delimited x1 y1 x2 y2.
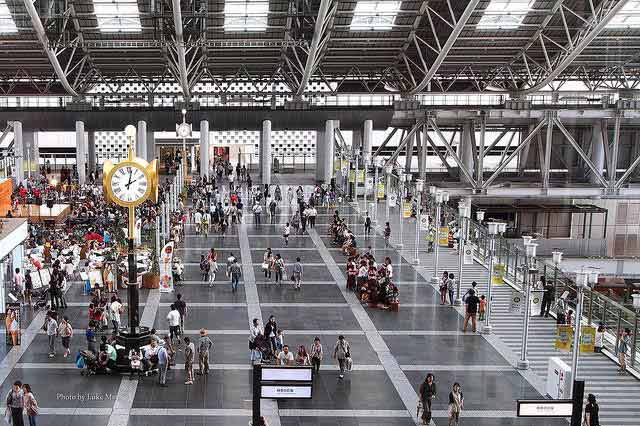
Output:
397 173 405 249
385 167 392 220
354 153 359 206
373 161 379 224
363 156 368 216
455 204 467 306
413 179 424 264
483 234 496 334
518 264 531 369
155 215 161 260
571 286 584 395
431 201 442 284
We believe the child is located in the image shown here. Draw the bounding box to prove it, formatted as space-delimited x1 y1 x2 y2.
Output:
129 348 142 379
479 295 487 321
275 329 285 352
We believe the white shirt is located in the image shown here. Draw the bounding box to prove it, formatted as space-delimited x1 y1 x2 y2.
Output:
283 225 290 236
194 211 202 224
110 301 122 323
277 351 294 365
167 310 181 327
386 264 393 279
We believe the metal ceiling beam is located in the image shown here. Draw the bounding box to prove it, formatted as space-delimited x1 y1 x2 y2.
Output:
171 0 191 99
21 0 80 97
404 0 481 96
513 0 631 96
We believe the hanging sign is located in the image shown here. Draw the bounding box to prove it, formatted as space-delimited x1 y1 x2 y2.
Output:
419 215 429 231
463 244 474 265
159 241 175 293
580 326 596 353
492 263 505 285
530 291 543 317
377 183 385 199
510 290 523 313
438 226 449 246
357 170 365 183
388 193 397 207
5 304 21 346
555 325 573 351
365 177 374 190
402 202 412 218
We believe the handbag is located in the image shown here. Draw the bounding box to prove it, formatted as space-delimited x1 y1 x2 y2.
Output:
261 262 269 270
3 406 11 425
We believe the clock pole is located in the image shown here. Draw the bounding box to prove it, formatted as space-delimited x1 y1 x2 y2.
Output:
128 205 140 333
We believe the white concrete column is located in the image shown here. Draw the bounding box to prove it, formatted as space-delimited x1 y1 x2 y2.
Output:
323 120 336 184
200 120 210 178
12 121 24 185
136 121 148 160
518 126 533 175
147 129 156 161
460 121 475 184
75 121 87 185
315 129 325 182
260 120 272 185
88 131 96 175
404 134 415 174
190 145 196 172
590 121 605 185
363 119 373 159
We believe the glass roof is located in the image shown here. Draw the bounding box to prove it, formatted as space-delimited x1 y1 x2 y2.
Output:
607 1 640 28
477 0 534 30
93 0 142 33
0 0 17 34
224 0 270 32
350 1 401 31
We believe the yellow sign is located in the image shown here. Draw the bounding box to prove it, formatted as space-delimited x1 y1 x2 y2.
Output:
555 325 573 351
580 326 596 353
377 183 385 199
438 227 449 246
349 170 364 183
402 202 412 218
335 159 349 172
492 263 505 285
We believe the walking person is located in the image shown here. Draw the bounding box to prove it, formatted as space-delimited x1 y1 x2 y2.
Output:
273 254 285 285
383 222 391 247
229 258 242 293
174 293 187 338
263 248 273 281
539 276 554 317
264 316 278 355
447 383 464 426
584 394 600 426
310 337 323 373
617 327 631 373
332 335 351 379
419 373 436 425
46 313 58 358
6 380 24 426
22 384 38 426
200 254 210 283
308 205 317 228
463 290 480 333
184 336 195 385
167 304 181 347
249 318 263 363
292 257 303 290
109 296 122 334
157 343 169 387
439 271 449 305
253 202 262 226
283 222 291 247
24 271 33 307
208 248 218 287
447 273 455 306
58 316 73 358
197 329 212 374
364 212 372 235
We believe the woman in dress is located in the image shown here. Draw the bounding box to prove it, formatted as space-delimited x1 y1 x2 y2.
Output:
447 382 463 426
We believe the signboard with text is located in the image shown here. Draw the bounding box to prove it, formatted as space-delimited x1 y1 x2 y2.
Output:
258 365 313 400
517 400 573 417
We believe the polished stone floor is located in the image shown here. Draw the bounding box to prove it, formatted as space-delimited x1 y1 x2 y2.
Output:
0 184 571 426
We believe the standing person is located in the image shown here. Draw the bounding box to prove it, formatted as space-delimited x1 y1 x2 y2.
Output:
14 268 25 302
184 336 195 385
584 394 600 426
447 383 464 426
229 258 242 293
46 313 58 358
308 205 317 228
198 328 213 375
383 222 391 247
463 290 480 333
310 337 323 373
273 254 285 285
109 296 122 334
249 318 263 363
22 384 38 426
618 327 631 373
447 273 456 306
540 276 554 317
283 222 291 247
555 295 567 324
6 380 24 426
253 202 262 226
364 212 372 235
264 316 278 354
174 293 187 338
332 335 350 379
208 248 218 287
24 271 33 307
292 257 303 290
439 271 449 305
58 316 73 358
157 343 169 387
419 373 436 424
263 248 273 281
166 304 181 347
200 254 210 283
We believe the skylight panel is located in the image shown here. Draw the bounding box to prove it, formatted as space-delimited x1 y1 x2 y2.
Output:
93 0 142 33
606 1 640 29
350 1 401 31
224 0 269 32
0 1 18 34
477 0 533 30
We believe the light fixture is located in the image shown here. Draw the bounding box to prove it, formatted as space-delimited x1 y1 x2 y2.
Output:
476 210 485 222
429 185 437 194
632 293 640 312
442 192 450 202
552 250 563 264
525 243 537 258
458 204 469 218
384 165 393 174
487 221 506 235
124 125 136 140
416 179 424 192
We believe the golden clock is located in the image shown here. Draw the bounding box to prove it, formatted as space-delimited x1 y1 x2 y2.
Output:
103 148 159 208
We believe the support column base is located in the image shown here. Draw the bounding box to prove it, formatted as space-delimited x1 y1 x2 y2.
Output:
453 298 462 306
517 360 530 370
481 324 493 335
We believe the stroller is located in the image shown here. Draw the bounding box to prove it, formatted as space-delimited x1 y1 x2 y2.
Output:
77 350 98 376
33 288 50 312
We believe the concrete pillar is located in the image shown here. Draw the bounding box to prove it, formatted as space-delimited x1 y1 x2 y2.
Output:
590 121 605 185
315 128 325 182
352 128 363 158
323 120 336 184
147 129 156 161
136 121 148 161
190 145 196 173
518 126 533 175
12 121 24 185
362 119 373 159
76 121 86 185
460 121 475 184
200 120 209 178
404 133 414 174
418 128 427 181
88 131 96 175
260 120 272 185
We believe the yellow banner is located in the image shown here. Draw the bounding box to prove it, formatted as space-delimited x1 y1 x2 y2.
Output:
377 183 385 199
438 227 449 246
580 326 596 353
348 170 355 183
403 202 412 218
555 325 573 351
335 159 349 172
492 263 505 285
357 170 364 183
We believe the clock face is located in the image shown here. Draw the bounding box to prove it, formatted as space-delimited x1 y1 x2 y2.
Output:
177 123 191 138
110 165 149 205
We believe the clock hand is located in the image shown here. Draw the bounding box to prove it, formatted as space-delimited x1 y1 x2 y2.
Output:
126 170 133 188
